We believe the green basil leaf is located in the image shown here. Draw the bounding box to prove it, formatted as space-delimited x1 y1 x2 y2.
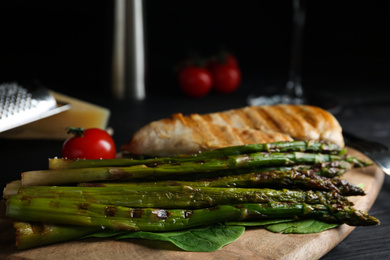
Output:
226 219 294 226
82 230 128 238
84 224 245 252
265 219 339 234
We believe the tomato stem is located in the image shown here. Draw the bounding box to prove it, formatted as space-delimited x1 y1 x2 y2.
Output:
66 127 85 137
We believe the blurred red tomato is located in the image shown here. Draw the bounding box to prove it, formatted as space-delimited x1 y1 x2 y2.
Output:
178 66 213 98
210 63 241 94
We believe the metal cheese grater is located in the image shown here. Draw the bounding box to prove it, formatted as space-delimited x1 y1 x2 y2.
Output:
0 81 70 133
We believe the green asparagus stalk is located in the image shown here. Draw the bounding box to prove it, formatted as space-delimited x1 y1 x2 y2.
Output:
15 185 353 208
6 164 358 198
6 196 379 230
79 169 339 191
4 141 376 251
13 222 100 250
22 152 367 186
315 161 353 177
49 141 344 170
78 167 364 196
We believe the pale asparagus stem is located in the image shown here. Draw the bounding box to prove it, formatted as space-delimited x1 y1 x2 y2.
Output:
6 196 380 231
13 222 100 250
15 186 353 208
49 141 344 170
3 180 21 198
22 165 148 186
23 152 364 186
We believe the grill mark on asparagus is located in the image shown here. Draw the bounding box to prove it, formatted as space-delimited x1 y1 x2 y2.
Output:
208 206 221 211
80 183 107 187
108 168 134 180
132 209 143 218
104 206 117 217
49 200 60 208
78 203 89 211
184 210 193 218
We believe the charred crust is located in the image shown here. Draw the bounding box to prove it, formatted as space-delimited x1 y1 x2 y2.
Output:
78 203 89 210
184 210 193 218
132 208 143 218
109 168 133 180
169 162 182 166
49 200 60 208
79 183 106 187
208 206 221 211
19 197 31 206
104 206 117 217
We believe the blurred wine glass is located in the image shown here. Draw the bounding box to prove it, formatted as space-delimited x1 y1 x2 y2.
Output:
248 0 307 106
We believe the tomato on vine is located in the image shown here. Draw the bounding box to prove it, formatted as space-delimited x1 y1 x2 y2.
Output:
208 53 241 94
178 66 213 98
62 127 116 159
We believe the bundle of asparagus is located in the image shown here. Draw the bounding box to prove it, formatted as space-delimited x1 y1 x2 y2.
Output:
2 141 379 251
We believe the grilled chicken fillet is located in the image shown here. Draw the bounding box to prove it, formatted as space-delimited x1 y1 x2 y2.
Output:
121 105 344 157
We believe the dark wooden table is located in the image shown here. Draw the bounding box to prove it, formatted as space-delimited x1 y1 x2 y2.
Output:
1 84 389 259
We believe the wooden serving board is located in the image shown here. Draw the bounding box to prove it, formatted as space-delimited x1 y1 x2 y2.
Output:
0 149 385 260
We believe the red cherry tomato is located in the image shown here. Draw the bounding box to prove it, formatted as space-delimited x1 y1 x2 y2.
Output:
224 54 239 67
62 128 116 159
210 64 241 94
178 66 213 98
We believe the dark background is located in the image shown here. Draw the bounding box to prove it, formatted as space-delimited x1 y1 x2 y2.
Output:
0 0 389 99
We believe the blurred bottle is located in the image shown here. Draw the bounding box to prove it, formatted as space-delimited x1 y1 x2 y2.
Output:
112 0 146 100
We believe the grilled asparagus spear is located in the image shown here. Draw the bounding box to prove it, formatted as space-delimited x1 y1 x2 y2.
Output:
6 196 379 231
78 167 364 196
14 185 353 208
3 140 377 252
49 141 344 170
22 152 370 186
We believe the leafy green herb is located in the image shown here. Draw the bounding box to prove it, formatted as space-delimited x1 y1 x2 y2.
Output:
82 229 128 238
84 224 245 252
265 219 339 234
226 219 294 226
82 220 339 252
357 183 365 189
